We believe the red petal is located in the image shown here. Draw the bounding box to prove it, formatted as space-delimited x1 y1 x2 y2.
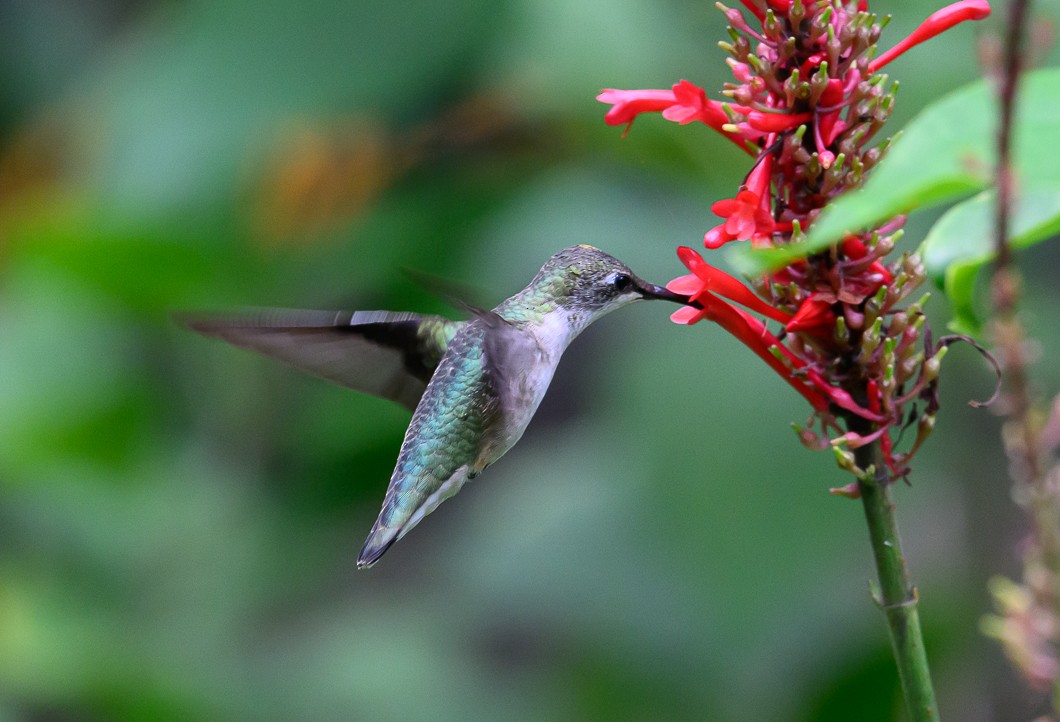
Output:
841 236 868 259
785 295 836 335
745 154 774 199
670 305 706 325
597 88 677 127
819 79 845 107
711 198 740 217
676 247 792 323
747 110 812 132
704 227 734 249
666 274 703 295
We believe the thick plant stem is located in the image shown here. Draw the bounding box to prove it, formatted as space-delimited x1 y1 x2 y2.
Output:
854 438 940 721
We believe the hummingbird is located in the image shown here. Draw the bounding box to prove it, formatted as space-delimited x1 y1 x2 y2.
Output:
183 245 690 568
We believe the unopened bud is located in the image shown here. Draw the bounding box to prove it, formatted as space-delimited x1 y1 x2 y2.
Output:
833 446 861 475
919 413 936 435
850 156 864 184
834 315 850 344
859 317 883 363
829 482 862 499
732 86 754 105
779 37 797 66
923 346 948 382
873 232 898 254
900 352 925 381
768 344 796 370
807 153 822 179
826 26 841 67
882 337 897 385
889 311 908 336
792 423 826 450
812 7 834 38
810 62 830 103
764 9 780 39
863 297 881 327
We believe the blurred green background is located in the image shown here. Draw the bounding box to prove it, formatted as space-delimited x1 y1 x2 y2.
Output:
2 0 1059 719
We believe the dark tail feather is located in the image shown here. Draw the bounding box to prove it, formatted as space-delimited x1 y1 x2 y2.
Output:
356 526 400 569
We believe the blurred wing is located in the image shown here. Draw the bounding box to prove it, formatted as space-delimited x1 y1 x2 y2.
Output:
180 308 464 411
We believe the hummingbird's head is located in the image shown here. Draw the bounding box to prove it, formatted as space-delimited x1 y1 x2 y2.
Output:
535 244 690 317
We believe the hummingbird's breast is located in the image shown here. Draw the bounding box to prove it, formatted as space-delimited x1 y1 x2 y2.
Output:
484 310 570 459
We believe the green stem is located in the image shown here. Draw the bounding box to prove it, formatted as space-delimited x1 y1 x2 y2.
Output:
854 439 939 721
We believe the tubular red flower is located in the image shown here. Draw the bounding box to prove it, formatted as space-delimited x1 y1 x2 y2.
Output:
598 82 752 151
713 190 774 239
704 223 738 249
675 246 793 323
663 80 730 131
868 0 991 73
785 295 837 336
597 89 669 130
597 88 676 130
707 154 777 246
746 110 813 133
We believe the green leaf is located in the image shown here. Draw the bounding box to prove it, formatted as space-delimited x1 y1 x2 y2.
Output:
921 185 1060 334
727 67 1060 274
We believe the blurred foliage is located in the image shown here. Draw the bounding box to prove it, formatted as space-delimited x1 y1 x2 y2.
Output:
1 0 1059 720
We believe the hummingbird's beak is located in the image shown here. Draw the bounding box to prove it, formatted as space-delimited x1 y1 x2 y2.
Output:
634 279 695 305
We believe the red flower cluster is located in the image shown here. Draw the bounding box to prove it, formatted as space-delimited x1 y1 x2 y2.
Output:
599 0 990 480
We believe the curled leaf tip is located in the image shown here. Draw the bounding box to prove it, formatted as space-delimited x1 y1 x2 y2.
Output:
938 333 1003 407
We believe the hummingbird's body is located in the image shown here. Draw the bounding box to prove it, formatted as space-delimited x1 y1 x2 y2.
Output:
183 245 688 568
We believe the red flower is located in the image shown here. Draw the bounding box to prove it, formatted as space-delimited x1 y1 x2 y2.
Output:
746 110 812 133
705 154 780 248
673 246 792 323
868 0 991 73
597 81 750 151
785 295 837 337
597 88 680 130
710 190 774 244
599 0 992 474
663 80 730 130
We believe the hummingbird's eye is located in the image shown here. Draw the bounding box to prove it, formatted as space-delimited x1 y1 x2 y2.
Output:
611 273 632 292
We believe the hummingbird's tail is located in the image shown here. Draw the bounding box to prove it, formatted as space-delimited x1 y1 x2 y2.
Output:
355 464 476 569
357 525 401 569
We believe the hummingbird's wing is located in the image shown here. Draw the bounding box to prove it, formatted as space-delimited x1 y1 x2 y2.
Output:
180 309 463 411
